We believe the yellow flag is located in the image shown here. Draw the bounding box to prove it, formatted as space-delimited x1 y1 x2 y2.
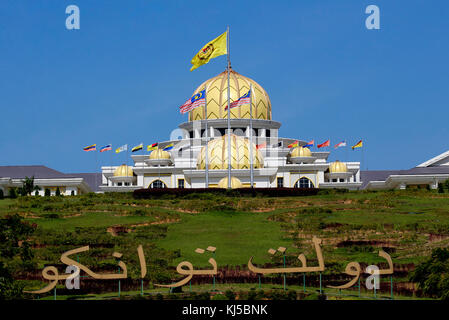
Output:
351 140 363 150
190 31 227 71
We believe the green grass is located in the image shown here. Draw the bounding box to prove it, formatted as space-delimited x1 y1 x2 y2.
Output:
2 189 449 300
155 210 291 266
27 211 159 231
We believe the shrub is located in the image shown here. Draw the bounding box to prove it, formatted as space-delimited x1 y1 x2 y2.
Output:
410 248 449 299
133 187 319 199
44 189 51 197
9 188 17 199
34 190 39 196
196 292 210 300
247 289 257 300
0 189 3 199
42 213 59 219
71 190 75 196
55 187 61 196
224 290 236 300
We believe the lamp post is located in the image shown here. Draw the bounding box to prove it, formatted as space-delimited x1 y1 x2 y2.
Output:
278 247 287 291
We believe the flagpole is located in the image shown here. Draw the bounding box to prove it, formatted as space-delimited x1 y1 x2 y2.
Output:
360 139 366 170
227 26 231 189
345 141 348 163
205 85 209 188
95 147 98 191
249 84 254 188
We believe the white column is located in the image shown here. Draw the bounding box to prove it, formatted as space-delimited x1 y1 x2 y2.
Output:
194 128 201 139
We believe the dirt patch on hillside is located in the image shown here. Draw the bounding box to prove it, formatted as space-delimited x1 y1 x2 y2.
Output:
106 218 180 236
428 233 449 243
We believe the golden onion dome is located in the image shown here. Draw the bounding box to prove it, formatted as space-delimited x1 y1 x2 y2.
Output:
197 134 264 170
149 149 171 160
290 146 312 158
188 69 272 121
218 176 243 189
113 164 134 177
329 161 348 173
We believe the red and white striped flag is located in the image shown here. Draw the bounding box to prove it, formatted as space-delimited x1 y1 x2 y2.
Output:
225 90 251 110
179 90 206 114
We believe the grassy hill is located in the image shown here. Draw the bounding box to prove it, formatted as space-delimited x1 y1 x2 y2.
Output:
1 189 449 299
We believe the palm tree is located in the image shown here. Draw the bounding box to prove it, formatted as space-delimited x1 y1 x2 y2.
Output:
21 176 36 196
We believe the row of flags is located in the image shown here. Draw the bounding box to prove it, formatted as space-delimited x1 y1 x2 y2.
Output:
83 143 174 153
83 139 362 154
287 139 363 150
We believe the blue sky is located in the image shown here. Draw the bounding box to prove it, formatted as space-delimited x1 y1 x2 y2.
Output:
0 0 448 173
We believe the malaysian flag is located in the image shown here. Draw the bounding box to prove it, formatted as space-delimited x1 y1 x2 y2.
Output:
179 90 206 114
225 89 251 110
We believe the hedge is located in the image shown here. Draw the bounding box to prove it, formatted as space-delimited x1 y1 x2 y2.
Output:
133 187 319 199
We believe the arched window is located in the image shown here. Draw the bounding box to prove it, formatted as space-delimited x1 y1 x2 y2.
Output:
294 177 315 188
149 180 166 189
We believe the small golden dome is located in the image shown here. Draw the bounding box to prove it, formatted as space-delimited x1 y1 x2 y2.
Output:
113 164 134 177
197 134 264 170
290 147 312 158
218 176 242 189
329 161 348 173
189 69 272 121
149 149 171 160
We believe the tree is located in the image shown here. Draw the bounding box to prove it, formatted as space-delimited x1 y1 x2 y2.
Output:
0 189 3 200
17 187 27 197
33 185 41 196
410 248 449 300
21 176 37 196
55 187 61 196
0 214 36 299
8 188 17 199
44 188 51 197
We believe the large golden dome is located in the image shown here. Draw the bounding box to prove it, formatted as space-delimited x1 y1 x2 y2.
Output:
329 161 348 173
197 134 264 170
149 149 171 160
113 164 134 177
188 69 272 121
218 177 243 189
290 147 312 158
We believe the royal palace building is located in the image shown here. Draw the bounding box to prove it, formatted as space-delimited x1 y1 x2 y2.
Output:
2 70 448 196
99 69 363 191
